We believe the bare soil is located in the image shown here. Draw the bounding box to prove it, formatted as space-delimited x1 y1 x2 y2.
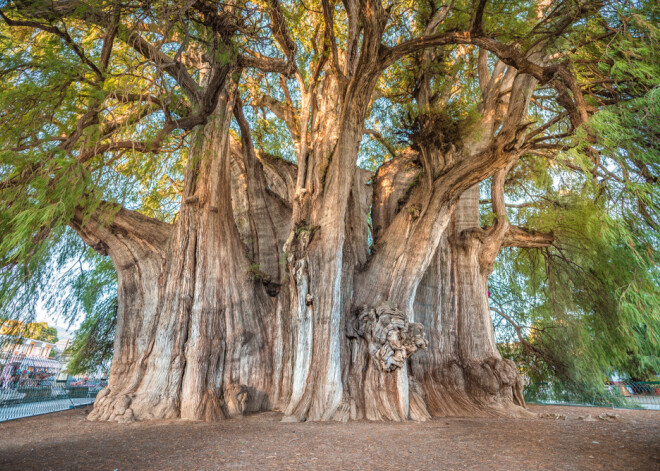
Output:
0 404 658 470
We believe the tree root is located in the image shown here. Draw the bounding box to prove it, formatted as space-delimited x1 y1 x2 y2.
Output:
88 382 268 422
417 357 533 418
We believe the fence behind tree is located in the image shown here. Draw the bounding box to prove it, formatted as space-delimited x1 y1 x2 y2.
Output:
3 381 658 422
525 381 660 410
0 384 99 422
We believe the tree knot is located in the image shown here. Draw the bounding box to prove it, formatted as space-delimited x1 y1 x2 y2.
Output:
224 384 249 418
294 188 309 203
92 240 110 256
357 302 428 372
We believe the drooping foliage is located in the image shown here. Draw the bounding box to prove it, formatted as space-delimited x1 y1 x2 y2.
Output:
491 3 660 399
65 295 117 376
0 1 188 332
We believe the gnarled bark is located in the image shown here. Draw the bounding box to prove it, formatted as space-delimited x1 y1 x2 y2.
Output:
6 0 594 429
82 89 277 423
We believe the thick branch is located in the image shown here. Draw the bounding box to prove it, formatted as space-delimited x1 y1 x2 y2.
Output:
502 225 554 248
253 95 300 140
120 28 201 102
380 33 587 129
471 0 488 35
425 1 454 34
233 98 286 283
70 203 172 260
321 0 343 78
266 0 297 63
238 52 296 76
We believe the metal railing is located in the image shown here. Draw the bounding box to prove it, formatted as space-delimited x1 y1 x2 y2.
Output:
524 381 660 410
0 384 99 422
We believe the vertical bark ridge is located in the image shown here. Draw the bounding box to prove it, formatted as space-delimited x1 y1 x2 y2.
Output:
88 88 277 423
282 60 384 422
233 99 289 291
71 208 171 422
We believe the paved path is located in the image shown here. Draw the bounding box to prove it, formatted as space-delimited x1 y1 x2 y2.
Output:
0 397 94 422
630 397 660 411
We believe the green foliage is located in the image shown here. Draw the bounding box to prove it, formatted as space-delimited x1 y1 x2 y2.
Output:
492 1 660 399
0 1 187 339
66 296 117 376
58 247 118 376
39 325 58 343
494 204 660 398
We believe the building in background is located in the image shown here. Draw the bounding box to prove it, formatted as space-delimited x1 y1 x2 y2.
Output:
0 336 62 387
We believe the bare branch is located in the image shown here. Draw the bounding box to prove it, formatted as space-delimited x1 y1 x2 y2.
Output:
238 51 296 76
78 140 161 163
266 0 297 66
253 95 301 141
121 28 201 102
490 305 528 345
321 0 344 79
470 0 488 35
425 1 455 35
98 4 121 71
380 32 588 129
8 2 203 101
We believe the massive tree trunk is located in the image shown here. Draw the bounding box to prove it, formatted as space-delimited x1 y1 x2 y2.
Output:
279 3 388 419
69 1 559 423
76 88 278 422
77 81 547 424
409 187 528 419
78 71 547 423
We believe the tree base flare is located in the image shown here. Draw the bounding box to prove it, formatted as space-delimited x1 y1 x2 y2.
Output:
88 383 272 423
417 357 533 418
87 389 179 423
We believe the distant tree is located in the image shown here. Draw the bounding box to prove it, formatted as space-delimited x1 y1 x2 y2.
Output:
1 320 58 343
37 324 59 343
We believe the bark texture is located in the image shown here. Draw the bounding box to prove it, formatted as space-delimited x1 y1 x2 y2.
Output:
78 75 548 422
78 89 279 422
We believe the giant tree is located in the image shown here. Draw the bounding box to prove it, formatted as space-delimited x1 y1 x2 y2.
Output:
0 0 656 423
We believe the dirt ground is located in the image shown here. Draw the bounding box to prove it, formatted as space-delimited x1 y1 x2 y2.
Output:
0 404 658 471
